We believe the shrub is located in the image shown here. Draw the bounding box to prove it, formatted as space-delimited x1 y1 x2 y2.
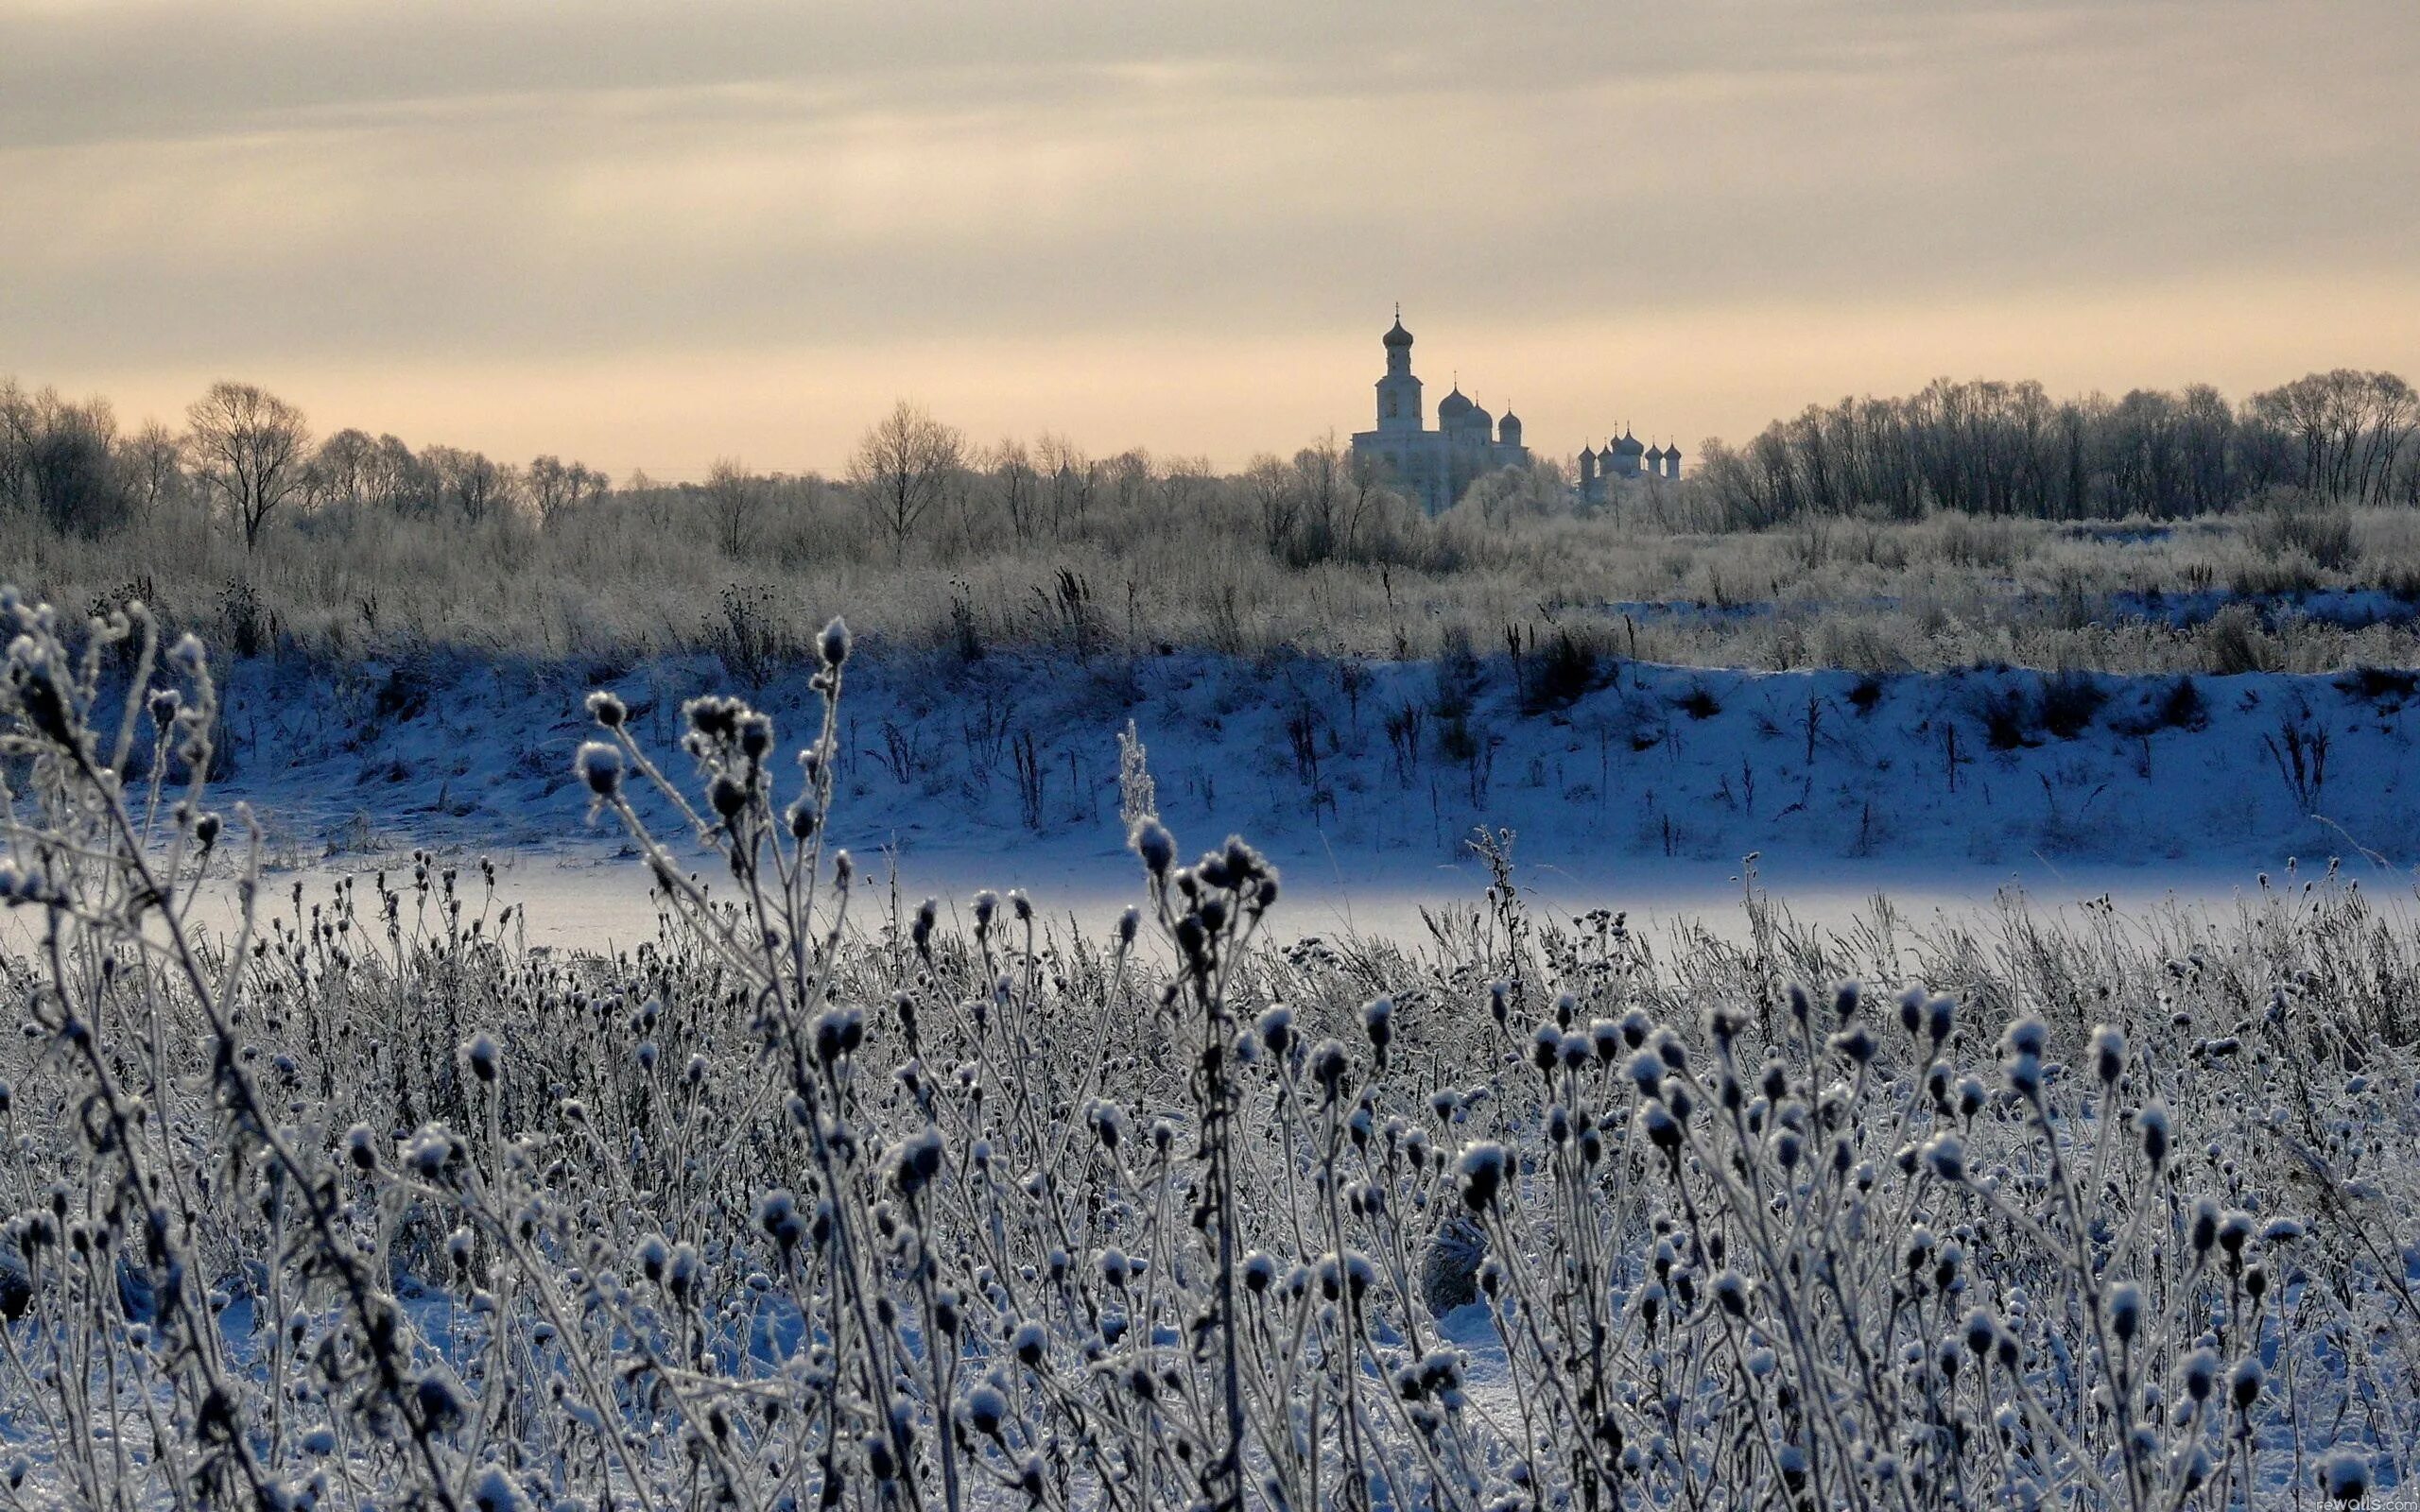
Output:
2203 603 2270 675
2113 675 2210 736
216 576 271 658
1980 684 2042 748
1436 709 1480 763
372 657 438 723
2338 664 2418 703
703 580 795 688
1430 624 1483 718
2229 548 2323 597
2243 490 2358 572
2040 669 2107 738
1522 627 1602 713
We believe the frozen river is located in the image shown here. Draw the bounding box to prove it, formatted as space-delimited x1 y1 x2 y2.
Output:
205 842 2415 960
14 823 2410 968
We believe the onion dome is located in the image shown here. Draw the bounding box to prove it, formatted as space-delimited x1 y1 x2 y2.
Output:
1615 430 1646 456
1438 387 1474 421
1383 317 1414 349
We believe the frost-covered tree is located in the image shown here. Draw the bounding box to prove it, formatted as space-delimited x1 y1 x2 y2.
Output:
524 453 605 527
422 443 518 524
19 388 130 537
848 399 963 563
1453 457 1569 528
184 379 311 548
309 427 380 510
127 418 187 518
703 455 766 557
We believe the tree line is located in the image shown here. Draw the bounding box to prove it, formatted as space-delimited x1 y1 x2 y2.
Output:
9 368 2416 568
0 378 1476 572
1 378 622 548
1692 369 2419 528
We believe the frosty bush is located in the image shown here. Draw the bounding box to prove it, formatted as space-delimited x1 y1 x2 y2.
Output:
1 589 2415 1511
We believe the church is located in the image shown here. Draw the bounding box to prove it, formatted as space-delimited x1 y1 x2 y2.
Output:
1348 312 1681 514
1348 313 1530 515
1577 430 1682 506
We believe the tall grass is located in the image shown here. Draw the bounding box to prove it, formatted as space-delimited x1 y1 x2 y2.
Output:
10 484 2420 674
2 590 2414 1510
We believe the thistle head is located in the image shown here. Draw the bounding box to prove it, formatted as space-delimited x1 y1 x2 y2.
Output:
818 616 852 668
577 742 623 799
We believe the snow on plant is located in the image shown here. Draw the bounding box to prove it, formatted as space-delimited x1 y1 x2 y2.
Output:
0 587 2414 1512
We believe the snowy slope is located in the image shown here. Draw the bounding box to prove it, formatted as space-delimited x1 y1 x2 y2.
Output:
200 644 2420 898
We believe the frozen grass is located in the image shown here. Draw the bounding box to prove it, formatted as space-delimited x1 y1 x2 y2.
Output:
10 479 2420 674
2 592 2416 1511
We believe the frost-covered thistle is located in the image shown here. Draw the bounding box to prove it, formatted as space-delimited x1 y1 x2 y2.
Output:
1115 716 1158 831
818 614 852 668
576 739 622 799
2319 1449 2371 1503
0 588 2412 1512
1129 815 1176 876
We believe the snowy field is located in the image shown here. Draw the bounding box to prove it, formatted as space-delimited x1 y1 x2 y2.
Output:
2 603 2415 1511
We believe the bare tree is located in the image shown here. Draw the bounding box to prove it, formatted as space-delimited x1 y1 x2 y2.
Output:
1161 455 1215 516
2356 373 2416 506
128 420 185 517
847 401 964 563
1340 449 1392 559
24 389 131 537
423 445 517 524
0 379 33 514
989 439 1039 542
1690 370 2420 526
1036 432 1097 539
185 381 310 548
526 454 596 528
364 434 431 514
703 456 766 558
1290 434 1344 559
2246 369 2403 499
1244 454 1298 557
312 428 379 509
1107 449 1155 517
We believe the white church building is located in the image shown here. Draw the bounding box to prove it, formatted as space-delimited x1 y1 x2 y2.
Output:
1349 311 1680 513
1348 313 1530 515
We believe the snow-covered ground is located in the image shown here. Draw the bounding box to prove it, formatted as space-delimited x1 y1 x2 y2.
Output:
198 644 2420 946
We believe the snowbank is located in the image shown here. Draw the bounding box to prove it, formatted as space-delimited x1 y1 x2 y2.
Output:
204 645 2420 898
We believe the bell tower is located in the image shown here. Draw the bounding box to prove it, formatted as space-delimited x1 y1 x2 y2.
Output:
1375 306 1424 433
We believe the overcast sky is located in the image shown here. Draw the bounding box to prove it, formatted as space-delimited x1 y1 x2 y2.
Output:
5 0 2416 478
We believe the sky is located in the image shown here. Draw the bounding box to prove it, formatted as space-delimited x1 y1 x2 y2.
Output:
5 0 2417 480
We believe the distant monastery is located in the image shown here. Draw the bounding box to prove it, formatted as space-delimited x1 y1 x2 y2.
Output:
1347 311 1679 514
1578 428 1682 507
